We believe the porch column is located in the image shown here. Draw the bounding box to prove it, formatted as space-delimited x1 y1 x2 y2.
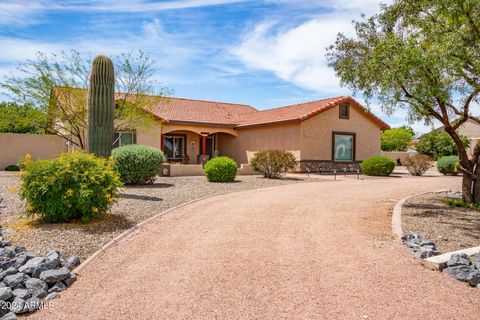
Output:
160 133 164 151
202 135 206 156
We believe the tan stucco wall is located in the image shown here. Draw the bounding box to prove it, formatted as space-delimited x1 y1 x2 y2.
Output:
458 119 480 139
456 120 480 157
136 124 162 149
300 104 382 161
137 125 199 164
159 124 238 164
381 151 417 165
0 133 67 169
135 103 383 166
218 123 302 164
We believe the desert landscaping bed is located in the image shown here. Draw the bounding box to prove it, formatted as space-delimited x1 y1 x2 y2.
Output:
402 191 480 253
0 172 311 262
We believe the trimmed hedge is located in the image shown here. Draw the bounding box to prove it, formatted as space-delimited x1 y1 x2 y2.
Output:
437 155 459 176
19 151 122 223
112 144 164 185
250 150 296 179
204 156 237 182
360 156 395 176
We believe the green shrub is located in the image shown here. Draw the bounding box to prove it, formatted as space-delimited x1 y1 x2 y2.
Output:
4 164 20 171
437 155 459 175
19 151 122 223
381 126 414 151
112 145 164 185
250 150 296 179
204 156 237 182
416 131 469 159
360 156 395 176
403 154 433 176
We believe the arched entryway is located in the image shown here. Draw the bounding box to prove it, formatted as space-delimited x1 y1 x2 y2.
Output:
161 128 237 164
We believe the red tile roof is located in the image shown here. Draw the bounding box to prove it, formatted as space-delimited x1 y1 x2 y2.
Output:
233 96 390 129
148 97 257 126
51 87 389 129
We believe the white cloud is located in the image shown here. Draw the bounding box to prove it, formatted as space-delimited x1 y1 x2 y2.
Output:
0 1 47 28
231 19 353 94
0 18 203 94
58 0 247 13
0 38 64 62
0 18 194 65
231 0 390 94
0 0 247 28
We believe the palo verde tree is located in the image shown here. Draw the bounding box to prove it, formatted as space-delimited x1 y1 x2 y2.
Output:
327 0 480 203
1 50 165 149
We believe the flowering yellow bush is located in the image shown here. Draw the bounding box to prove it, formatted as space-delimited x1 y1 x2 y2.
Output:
19 151 123 223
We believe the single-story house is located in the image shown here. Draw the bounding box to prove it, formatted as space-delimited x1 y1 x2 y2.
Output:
127 95 389 171
52 88 390 171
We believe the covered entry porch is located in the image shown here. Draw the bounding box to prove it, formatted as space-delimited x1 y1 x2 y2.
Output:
160 124 238 165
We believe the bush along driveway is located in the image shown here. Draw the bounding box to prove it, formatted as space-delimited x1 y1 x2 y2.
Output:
29 175 480 320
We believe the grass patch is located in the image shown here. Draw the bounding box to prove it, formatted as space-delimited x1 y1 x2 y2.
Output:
444 198 480 211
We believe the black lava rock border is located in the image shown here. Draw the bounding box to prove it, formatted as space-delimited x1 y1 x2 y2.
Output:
402 232 480 289
0 229 80 319
401 233 441 259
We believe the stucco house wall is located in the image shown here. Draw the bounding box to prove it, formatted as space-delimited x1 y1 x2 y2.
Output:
300 104 382 161
0 133 67 169
49 89 388 172
457 119 480 157
218 123 301 164
217 103 382 168
136 124 162 149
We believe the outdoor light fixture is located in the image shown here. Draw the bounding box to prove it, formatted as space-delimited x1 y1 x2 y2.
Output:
191 141 195 150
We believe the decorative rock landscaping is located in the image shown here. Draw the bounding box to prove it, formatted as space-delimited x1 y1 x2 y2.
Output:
443 253 480 288
402 232 480 289
0 229 80 319
401 233 441 259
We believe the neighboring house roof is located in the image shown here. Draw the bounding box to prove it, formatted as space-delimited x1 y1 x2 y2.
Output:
419 117 480 140
51 87 390 130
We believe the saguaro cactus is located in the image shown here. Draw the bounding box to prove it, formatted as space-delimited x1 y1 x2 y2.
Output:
87 55 115 157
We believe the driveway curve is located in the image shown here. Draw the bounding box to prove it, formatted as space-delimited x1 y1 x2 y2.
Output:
33 176 480 320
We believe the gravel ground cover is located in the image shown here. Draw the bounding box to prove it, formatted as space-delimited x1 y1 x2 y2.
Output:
0 171 311 261
402 191 480 253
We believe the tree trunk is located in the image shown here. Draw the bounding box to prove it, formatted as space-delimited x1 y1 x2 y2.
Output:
462 173 474 203
443 127 478 204
472 159 480 203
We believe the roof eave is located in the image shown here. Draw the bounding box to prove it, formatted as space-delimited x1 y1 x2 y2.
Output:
234 119 301 129
166 120 237 128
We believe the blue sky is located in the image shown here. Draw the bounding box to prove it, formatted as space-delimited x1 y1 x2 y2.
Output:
0 0 433 132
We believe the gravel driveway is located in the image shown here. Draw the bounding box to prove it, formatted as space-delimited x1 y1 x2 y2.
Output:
0 172 310 261
30 175 480 320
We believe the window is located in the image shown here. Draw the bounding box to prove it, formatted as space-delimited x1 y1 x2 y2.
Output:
113 131 135 148
332 132 355 162
339 102 349 119
163 135 185 160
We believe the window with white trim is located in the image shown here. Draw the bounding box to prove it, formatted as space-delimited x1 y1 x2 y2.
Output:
113 131 135 148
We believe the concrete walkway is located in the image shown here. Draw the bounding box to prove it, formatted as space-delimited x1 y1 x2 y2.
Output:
34 176 480 320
